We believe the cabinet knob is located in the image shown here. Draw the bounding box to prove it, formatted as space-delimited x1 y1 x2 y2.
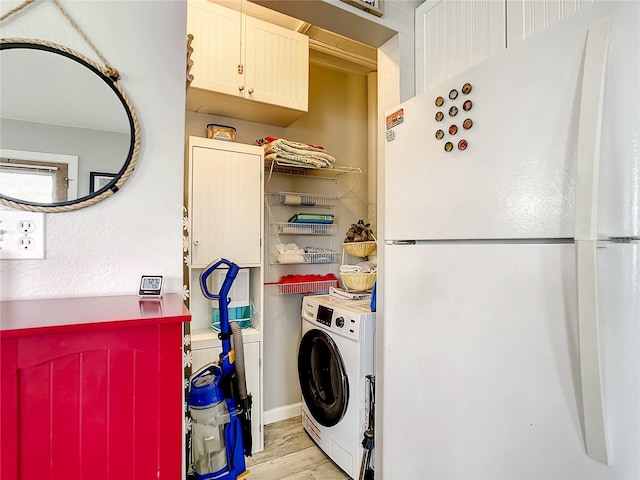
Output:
248 88 254 95
194 239 200 246
239 85 245 92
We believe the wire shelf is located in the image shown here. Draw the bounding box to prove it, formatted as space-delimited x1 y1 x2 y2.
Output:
270 251 340 265
266 192 335 207
265 160 362 180
268 279 340 295
271 223 337 235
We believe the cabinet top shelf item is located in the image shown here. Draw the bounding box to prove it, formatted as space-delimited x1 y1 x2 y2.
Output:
0 294 190 338
265 159 362 181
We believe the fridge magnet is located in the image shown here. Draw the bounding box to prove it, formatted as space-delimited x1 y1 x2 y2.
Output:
435 96 444 106
449 106 458 117
435 129 444 139
462 83 472 94
463 100 473 111
435 111 444 122
449 125 458 135
386 108 404 130
463 118 473 129
444 142 453 152
449 89 458 100
458 139 468 150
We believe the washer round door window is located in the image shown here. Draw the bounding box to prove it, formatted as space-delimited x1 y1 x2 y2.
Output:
298 329 349 427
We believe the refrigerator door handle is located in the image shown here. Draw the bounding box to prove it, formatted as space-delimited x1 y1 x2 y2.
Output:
574 19 611 465
576 240 608 464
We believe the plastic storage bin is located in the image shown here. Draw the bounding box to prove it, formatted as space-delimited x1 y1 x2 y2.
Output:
211 305 252 331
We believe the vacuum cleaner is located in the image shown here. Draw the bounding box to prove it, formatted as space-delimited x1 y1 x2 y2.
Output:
188 258 252 480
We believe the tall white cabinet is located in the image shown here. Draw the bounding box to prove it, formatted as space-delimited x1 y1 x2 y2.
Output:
186 136 264 454
186 0 309 126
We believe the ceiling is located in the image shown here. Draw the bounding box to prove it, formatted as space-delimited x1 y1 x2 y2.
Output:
209 0 378 75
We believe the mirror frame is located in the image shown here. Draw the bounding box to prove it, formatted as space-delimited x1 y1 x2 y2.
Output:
0 38 140 213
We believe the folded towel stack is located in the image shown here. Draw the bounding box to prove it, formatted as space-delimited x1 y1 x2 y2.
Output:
339 261 377 274
257 136 335 169
275 243 305 264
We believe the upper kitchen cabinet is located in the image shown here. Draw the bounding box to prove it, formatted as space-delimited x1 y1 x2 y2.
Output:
186 0 309 127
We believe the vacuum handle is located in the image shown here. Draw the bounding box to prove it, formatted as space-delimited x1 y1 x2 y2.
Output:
199 258 240 301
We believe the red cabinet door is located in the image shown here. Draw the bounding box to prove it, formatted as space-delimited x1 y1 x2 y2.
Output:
2 323 182 480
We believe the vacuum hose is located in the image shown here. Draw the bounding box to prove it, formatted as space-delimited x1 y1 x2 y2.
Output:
230 320 253 456
230 321 247 400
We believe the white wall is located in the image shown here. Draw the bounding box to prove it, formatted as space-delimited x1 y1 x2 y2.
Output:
0 1 186 300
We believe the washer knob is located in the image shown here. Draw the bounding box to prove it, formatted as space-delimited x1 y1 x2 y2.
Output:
335 316 345 328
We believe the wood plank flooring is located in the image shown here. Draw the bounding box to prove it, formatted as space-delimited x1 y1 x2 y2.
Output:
246 416 350 480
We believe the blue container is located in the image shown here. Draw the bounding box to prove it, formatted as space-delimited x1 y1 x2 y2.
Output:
211 305 252 331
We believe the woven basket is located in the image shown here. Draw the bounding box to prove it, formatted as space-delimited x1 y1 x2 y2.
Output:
342 241 377 258
340 272 377 291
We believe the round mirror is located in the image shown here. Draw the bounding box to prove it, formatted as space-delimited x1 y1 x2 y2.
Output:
0 39 140 212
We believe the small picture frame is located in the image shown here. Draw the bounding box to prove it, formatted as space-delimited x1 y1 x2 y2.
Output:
89 171 116 193
340 0 383 17
139 275 164 297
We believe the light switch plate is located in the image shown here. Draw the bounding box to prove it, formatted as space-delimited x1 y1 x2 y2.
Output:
0 210 46 260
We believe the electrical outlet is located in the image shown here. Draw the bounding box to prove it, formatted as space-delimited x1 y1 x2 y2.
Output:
17 220 36 234
17 237 36 250
0 210 45 260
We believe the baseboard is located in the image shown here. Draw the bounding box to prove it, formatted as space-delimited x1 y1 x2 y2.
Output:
264 402 302 425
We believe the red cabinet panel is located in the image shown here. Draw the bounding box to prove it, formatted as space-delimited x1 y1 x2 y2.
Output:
0 294 190 480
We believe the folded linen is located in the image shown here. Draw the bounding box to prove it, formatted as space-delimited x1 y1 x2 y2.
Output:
339 261 377 274
275 243 305 264
259 137 336 169
328 286 371 301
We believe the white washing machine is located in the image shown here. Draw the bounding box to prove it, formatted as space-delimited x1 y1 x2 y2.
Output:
298 294 376 479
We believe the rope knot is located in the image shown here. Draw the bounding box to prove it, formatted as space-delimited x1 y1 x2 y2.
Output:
104 64 120 81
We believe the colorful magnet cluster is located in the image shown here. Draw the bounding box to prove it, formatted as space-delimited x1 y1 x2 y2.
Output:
434 82 473 152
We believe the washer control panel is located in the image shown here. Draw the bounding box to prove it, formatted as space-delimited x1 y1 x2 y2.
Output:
303 295 373 341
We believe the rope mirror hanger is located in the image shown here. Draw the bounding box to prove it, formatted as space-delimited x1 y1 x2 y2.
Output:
0 0 140 213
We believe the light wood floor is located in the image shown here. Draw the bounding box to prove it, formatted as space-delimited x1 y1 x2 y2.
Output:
246 416 350 480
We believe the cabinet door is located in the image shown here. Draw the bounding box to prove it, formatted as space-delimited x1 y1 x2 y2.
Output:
191 341 262 454
187 0 243 98
190 145 262 267
506 0 595 48
416 0 505 94
244 16 309 111
12 324 182 479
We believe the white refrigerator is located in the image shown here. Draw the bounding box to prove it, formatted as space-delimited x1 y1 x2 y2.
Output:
381 2 639 479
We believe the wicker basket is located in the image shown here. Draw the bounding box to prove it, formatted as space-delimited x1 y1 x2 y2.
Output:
342 241 377 258
340 272 377 291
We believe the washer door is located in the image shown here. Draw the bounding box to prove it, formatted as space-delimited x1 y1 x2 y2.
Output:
298 329 349 427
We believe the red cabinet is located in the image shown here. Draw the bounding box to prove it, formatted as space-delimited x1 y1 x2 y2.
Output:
0 294 190 480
